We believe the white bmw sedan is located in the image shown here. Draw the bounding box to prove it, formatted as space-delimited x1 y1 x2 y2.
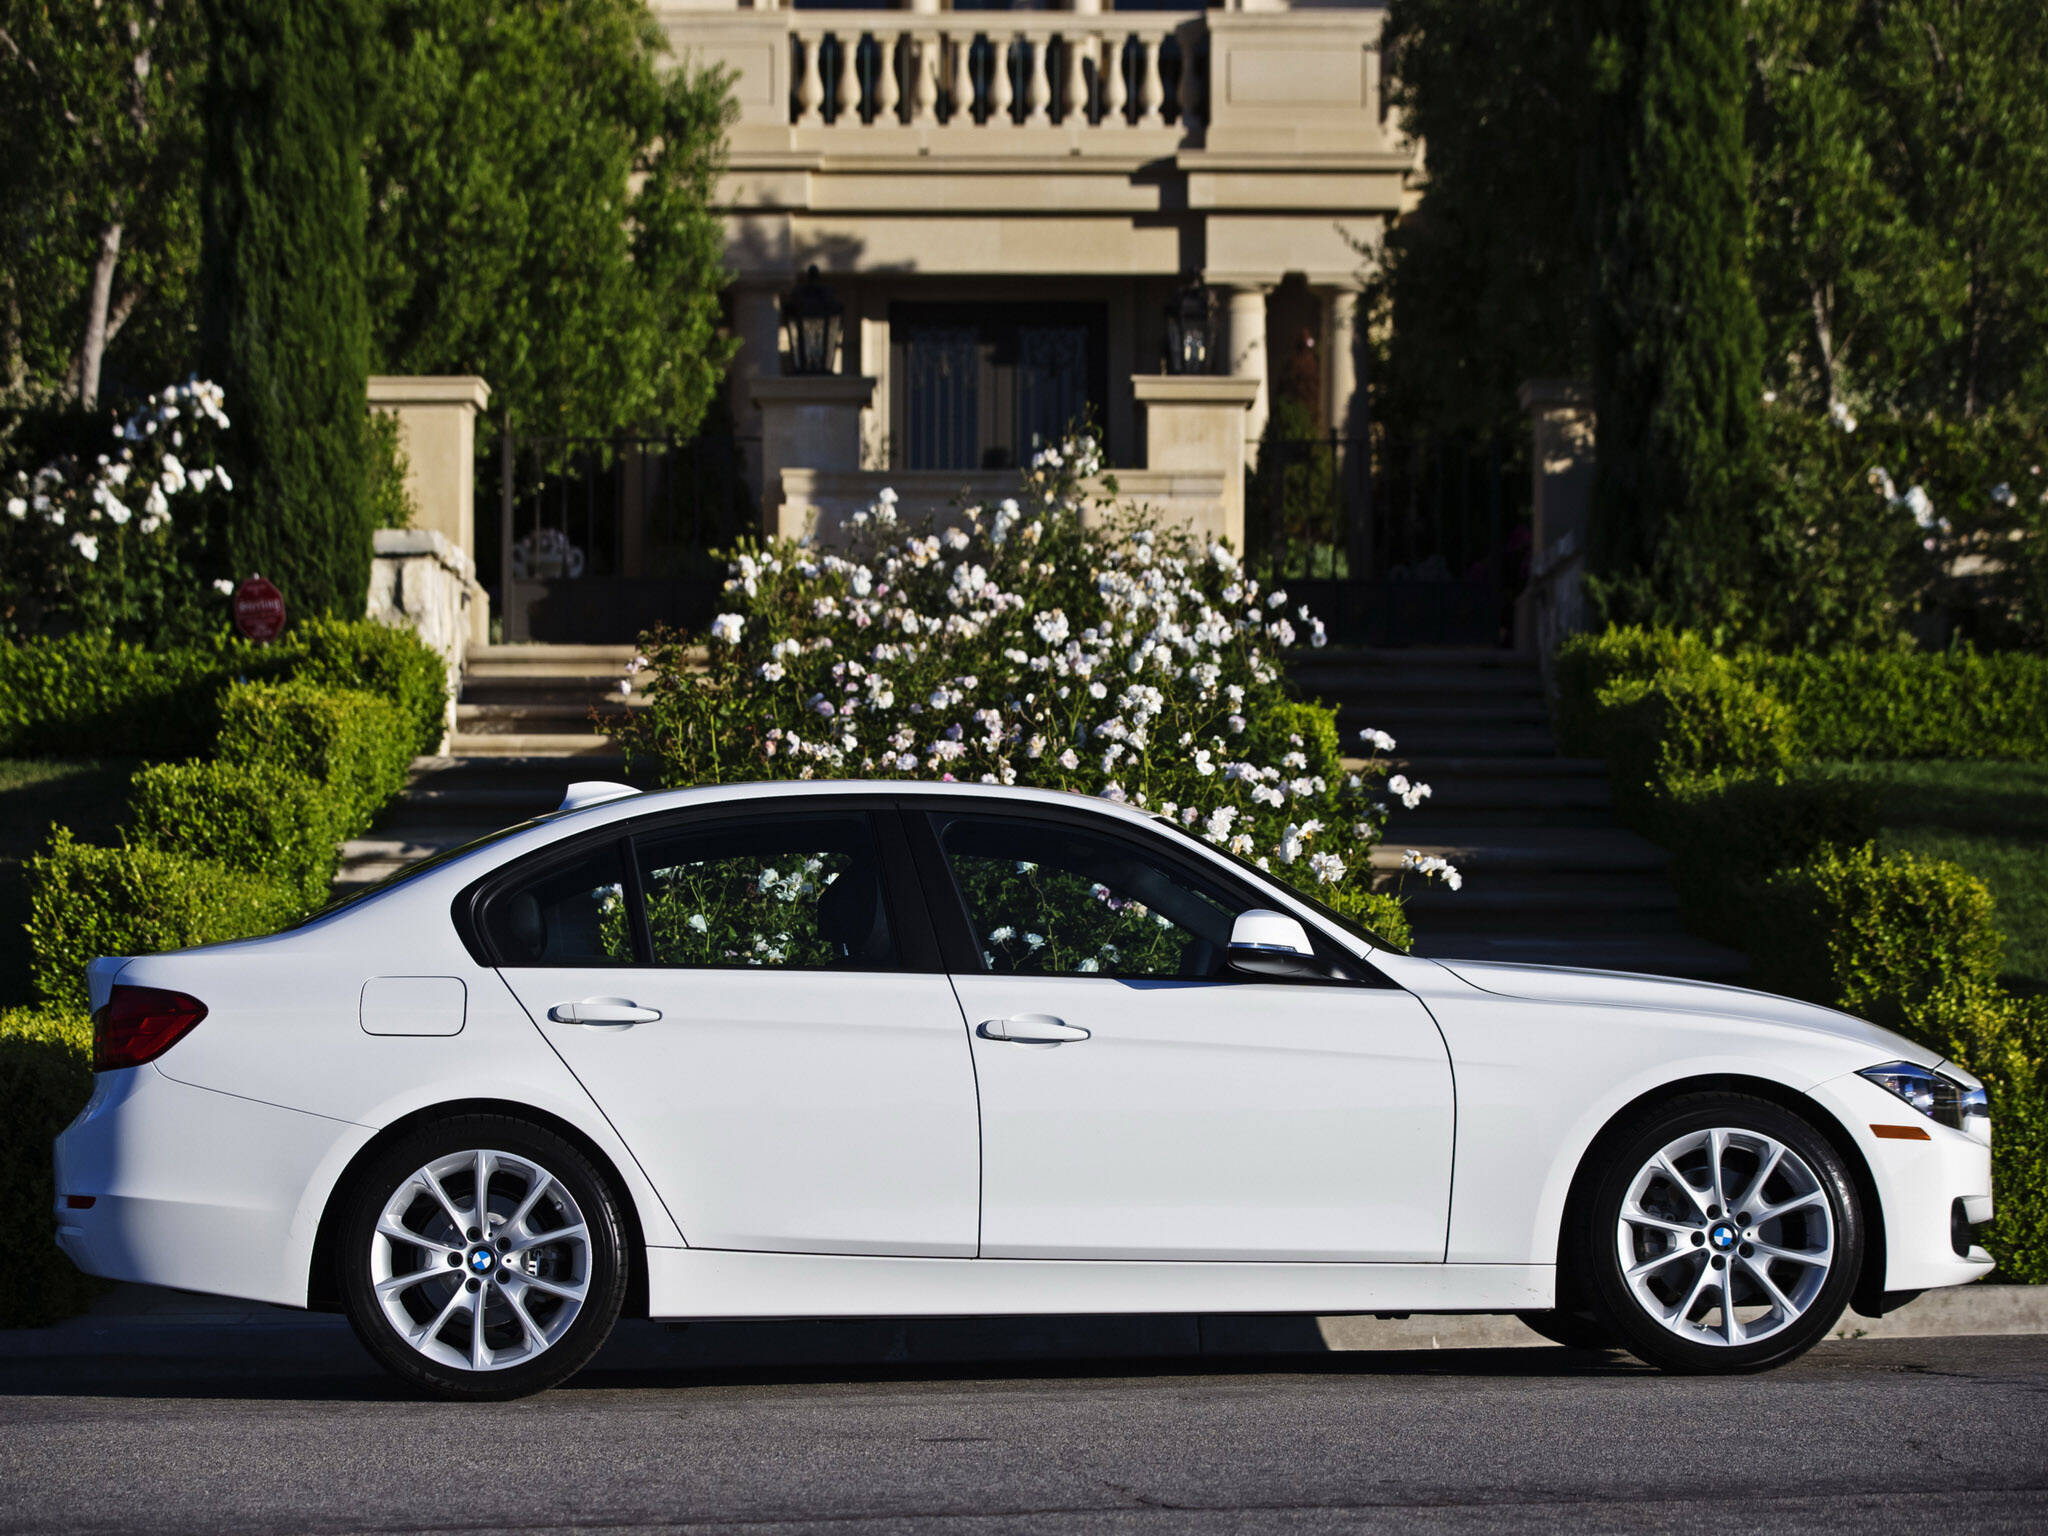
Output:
55 781 1992 1397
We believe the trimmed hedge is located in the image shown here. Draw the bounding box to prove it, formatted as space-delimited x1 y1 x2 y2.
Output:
0 1006 99 1327
1556 626 2048 766
1755 842 2004 1030
128 759 340 907
0 619 447 761
27 831 298 1011
216 680 413 840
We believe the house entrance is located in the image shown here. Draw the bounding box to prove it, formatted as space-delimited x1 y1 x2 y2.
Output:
890 302 1108 471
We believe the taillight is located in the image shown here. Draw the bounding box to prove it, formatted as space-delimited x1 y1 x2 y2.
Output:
92 986 207 1071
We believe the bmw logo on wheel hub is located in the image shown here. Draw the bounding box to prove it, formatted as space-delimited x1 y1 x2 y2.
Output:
468 1246 497 1275
1709 1223 1738 1252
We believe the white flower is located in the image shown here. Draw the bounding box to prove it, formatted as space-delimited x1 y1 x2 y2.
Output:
214 465 232 492
1076 957 1101 973
1902 485 1936 530
212 578 235 596
5 497 24 519
70 531 99 562
1387 774 1432 810
687 913 708 933
1308 850 1346 884
1828 400 1857 433
989 926 1016 944
710 613 745 645
1358 727 1397 753
1057 747 1080 770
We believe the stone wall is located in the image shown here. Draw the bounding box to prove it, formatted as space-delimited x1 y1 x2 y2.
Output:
365 528 488 752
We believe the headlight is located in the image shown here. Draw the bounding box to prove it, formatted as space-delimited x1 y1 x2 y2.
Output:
1859 1060 1990 1139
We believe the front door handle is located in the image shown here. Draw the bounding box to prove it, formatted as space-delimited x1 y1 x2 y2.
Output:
548 997 661 1025
978 1014 1090 1044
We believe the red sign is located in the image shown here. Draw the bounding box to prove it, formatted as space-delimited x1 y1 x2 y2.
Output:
232 575 287 643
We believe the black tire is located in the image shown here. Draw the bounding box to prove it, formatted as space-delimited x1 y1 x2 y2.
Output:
1516 1308 1622 1351
1576 1092 1863 1375
338 1114 628 1400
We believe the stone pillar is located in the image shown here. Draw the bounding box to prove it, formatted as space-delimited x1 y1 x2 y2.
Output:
1320 285 1361 439
731 283 784 497
1132 374 1262 551
366 529 483 751
365 376 490 565
1221 283 1271 462
1517 378 1596 660
750 375 879 540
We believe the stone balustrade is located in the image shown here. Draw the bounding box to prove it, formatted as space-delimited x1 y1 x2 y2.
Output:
785 14 1201 136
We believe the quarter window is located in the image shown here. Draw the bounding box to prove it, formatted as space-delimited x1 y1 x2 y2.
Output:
482 842 634 966
633 813 898 970
933 814 1243 979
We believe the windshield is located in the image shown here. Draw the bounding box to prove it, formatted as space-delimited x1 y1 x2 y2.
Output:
1153 817 1409 954
288 816 556 929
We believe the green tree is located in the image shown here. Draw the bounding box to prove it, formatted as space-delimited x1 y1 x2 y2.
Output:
363 0 734 439
0 0 203 408
1582 0 1764 629
198 0 375 618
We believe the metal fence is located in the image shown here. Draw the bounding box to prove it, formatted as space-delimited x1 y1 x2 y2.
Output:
485 428 757 643
1244 431 1531 647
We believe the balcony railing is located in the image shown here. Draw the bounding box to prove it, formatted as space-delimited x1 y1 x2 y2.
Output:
788 15 1202 133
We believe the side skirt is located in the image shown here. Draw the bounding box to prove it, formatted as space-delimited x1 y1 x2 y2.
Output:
646 1249 1553 1320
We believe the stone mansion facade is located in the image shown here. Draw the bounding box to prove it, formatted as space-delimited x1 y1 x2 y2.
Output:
658 0 1417 543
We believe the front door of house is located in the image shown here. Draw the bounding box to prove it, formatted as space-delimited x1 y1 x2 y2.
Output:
892 302 1106 471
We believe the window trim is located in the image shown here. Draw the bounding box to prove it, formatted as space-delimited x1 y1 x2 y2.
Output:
455 797 945 974
902 800 1392 988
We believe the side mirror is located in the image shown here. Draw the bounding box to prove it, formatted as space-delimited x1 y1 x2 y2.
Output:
1226 909 1335 980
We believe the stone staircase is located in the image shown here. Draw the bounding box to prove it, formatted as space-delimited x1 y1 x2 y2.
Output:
336 645 648 887
1289 648 1746 981
342 643 1745 980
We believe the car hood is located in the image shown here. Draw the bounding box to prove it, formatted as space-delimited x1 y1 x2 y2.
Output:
1430 957 1941 1068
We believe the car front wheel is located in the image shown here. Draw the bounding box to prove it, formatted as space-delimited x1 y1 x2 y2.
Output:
338 1114 628 1400
1580 1093 1863 1374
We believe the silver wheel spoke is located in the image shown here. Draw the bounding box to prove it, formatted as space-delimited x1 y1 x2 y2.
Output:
372 1147 592 1374
506 1223 587 1258
1619 1126 1834 1349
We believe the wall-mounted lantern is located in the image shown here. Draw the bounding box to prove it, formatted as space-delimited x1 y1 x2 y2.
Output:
780 264 844 377
1163 274 1218 376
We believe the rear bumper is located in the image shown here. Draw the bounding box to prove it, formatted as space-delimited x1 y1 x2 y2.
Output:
53 1065 374 1309
1808 1071 1996 1293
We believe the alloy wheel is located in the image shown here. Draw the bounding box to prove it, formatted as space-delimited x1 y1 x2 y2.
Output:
1614 1126 1835 1349
369 1148 593 1374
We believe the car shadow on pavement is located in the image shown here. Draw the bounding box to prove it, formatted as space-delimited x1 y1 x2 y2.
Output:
0 1311 1649 1402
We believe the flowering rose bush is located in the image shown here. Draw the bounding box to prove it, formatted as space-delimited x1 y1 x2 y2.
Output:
609 439 1457 945
0 379 234 639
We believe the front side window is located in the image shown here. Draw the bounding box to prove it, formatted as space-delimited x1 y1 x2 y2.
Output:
933 814 1244 979
482 841 634 966
634 813 898 970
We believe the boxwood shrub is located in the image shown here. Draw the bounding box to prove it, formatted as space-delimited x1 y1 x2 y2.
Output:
127 759 340 908
216 679 414 840
0 1005 100 1327
0 620 447 761
26 830 299 1011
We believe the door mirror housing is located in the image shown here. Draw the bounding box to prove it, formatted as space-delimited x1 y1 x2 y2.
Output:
1226 909 1340 980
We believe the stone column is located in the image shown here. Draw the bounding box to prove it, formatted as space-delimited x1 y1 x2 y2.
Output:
1221 283 1271 463
731 282 784 498
365 376 491 565
1517 378 1596 659
1132 374 1261 552
750 375 879 541
1320 285 1361 439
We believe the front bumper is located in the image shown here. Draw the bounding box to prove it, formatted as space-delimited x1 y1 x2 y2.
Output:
54 1065 374 1309
1808 1069 1996 1293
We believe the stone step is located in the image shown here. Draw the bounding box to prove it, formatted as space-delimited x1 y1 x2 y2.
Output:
1356 730 1561 759
445 731 625 758
468 643 642 665
461 676 649 706
1389 774 1612 814
1394 756 1606 779
1367 825 1667 875
456 702 640 733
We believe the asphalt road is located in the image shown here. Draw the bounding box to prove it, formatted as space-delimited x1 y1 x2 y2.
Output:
3 1325 2046 1535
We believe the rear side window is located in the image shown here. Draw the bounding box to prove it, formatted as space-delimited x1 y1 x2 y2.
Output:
633 812 899 970
481 841 634 966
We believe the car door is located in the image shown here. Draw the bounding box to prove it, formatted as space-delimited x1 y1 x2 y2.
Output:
485 803 980 1257
916 806 1455 1263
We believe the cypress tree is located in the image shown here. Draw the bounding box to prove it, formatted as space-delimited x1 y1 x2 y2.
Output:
198 0 373 620
1583 0 1763 628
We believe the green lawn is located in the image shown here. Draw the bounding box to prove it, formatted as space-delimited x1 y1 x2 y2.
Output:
0 759 133 1010
1820 759 2048 997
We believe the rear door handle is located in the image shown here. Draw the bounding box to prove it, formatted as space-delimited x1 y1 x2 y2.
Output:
978 1014 1090 1044
548 997 662 1025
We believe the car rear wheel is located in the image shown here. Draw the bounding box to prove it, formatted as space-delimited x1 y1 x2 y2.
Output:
1579 1093 1863 1374
339 1115 627 1400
